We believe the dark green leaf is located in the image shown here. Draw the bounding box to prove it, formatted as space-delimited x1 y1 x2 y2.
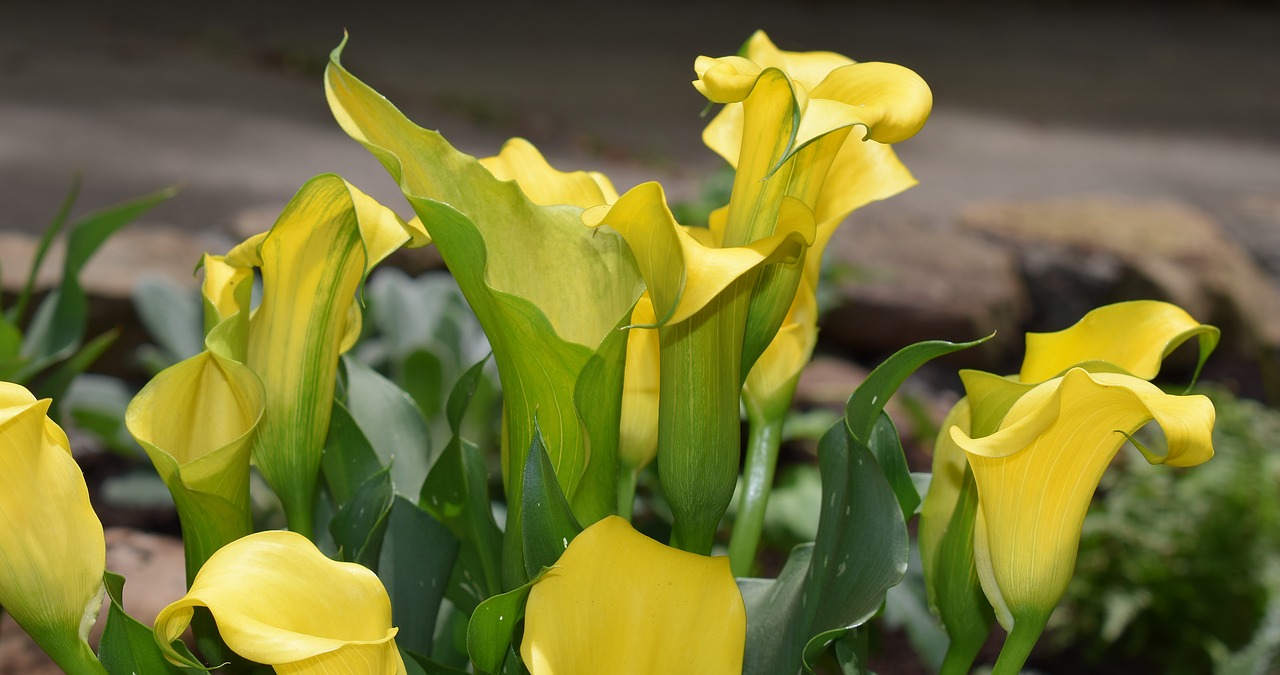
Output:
521 424 582 580
378 496 460 656
133 276 203 366
34 328 117 416
467 572 544 675
867 412 920 519
402 348 445 419
402 648 471 675
446 356 490 433
569 311 629 522
741 545 813 675
322 400 385 507
8 176 79 325
932 467 995 671
98 571 204 674
845 336 990 443
329 467 394 569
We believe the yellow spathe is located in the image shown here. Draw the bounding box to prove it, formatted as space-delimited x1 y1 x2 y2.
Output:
952 368 1215 630
0 382 105 670
154 530 406 674
521 516 745 675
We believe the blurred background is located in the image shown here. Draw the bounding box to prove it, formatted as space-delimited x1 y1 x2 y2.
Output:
3 1 1280 673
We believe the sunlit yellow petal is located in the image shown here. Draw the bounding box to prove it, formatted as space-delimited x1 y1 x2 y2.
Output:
155 530 405 675
740 30 854 92
954 368 1215 629
480 138 618 208
521 516 745 675
583 182 812 326
0 383 105 668
1020 300 1220 382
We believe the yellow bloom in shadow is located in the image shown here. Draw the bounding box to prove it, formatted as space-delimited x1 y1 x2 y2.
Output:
521 516 745 675
0 382 105 674
155 530 405 674
952 368 1215 632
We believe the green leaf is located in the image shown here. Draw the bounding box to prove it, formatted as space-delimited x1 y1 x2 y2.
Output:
322 400 385 508
329 466 394 569
932 467 994 673
34 327 118 416
422 358 504 609
467 571 545 675
402 648 471 675
19 186 176 377
378 496 460 657
867 412 920 520
740 544 813 675
844 336 991 443
8 175 79 325
341 355 434 497
98 571 204 674
801 424 909 671
569 311 630 522
133 276 204 367
521 423 582 580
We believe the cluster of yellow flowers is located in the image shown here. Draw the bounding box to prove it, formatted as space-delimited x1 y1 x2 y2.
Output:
0 30 1220 675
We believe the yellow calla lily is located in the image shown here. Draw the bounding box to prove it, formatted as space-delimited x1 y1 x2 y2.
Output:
218 175 420 536
618 293 659 474
126 350 265 583
154 530 406 674
521 516 745 675
1020 299 1221 383
479 137 619 208
951 368 1215 669
0 382 106 674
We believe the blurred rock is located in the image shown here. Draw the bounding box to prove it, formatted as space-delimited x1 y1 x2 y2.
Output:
0 528 186 674
960 196 1280 357
821 215 1030 368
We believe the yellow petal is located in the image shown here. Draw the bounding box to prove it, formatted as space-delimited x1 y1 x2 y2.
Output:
0 383 105 660
740 30 854 92
1020 300 1220 383
619 294 660 471
583 182 812 326
155 530 405 675
480 138 618 208
521 516 745 675
953 368 1215 629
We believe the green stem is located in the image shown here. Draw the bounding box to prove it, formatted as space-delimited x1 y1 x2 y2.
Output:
38 632 105 675
281 490 314 540
991 613 1049 675
727 408 786 576
939 639 985 675
617 468 639 521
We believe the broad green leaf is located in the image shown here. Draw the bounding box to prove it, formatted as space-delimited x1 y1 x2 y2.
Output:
378 497 459 657
845 336 991 443
521 425 582 580
341 355 433 497
98 572 204 674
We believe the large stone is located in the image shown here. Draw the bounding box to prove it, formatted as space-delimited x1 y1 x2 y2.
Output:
960 196 1280 359
821 214 1030 368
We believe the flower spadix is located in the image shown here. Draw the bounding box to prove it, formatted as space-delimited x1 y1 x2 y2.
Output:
951 368 1215 633
154 530 405 674
521 516 745 675
0 382 106 674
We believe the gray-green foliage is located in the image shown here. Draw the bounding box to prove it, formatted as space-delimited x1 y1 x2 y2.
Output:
1053 387 1280 674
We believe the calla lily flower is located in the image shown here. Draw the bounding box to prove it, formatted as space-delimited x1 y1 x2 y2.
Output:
618 293 660 474
952 368 1215 669
154 530 406 674
0 382 106 674
521 516 745 675
328 46 645 586
212 175 423 537
126 349 265 583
